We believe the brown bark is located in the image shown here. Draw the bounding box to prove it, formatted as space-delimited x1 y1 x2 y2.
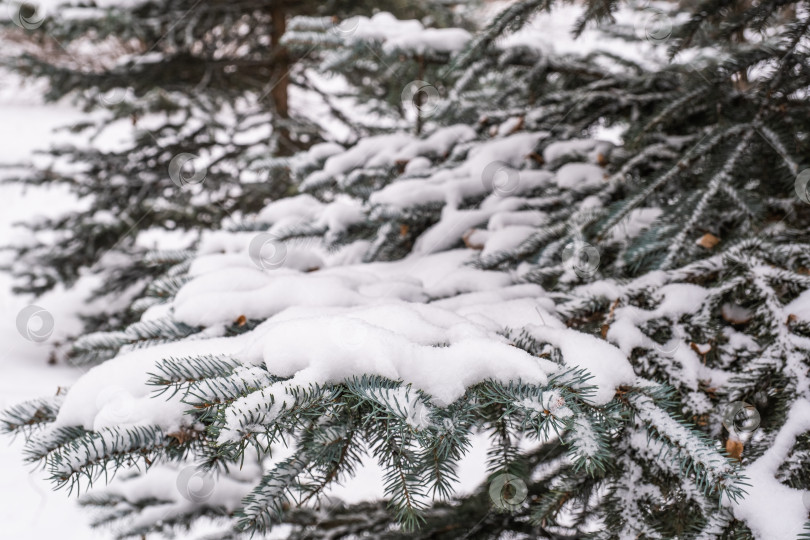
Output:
270 2 293 156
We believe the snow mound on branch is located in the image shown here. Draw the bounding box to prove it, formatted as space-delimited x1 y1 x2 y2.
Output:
727 399 810 538
527 324 635 405
301 134 412 189
555 163 605 190
216 300 633 442
53 335 246 431
347 12 472 54
370 132 548 209
479 225 537 257
174 270 368 327
240 303 555 408
542 138 614 164
393 125 476 161
413 202 516 255
350 12 424 42
173 249 515 326
255 193 324 226
298 125 476 191
383 27 472 55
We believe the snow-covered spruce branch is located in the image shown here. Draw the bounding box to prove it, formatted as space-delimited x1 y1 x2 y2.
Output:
24 425 89 463
597 123 755 239
70 318 201 366
238 450 314 532
147 355 244 398
0 394 64 436
199 367 611 533
181 366 282 412
660 129 755 269
626 427 715 515
625 392 745 502
45 426 197 494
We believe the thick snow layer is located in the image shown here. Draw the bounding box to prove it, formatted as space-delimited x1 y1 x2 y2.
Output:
349 12 424 42
542 138 614 164
314 200 366 236
43 119 645 458
174 248 516 327
488 210 548 230
53 336 246 431
413 195 534 255
527 324 636 405
337 12 471 55
479 225 537 257
393 124 476 162
238 304 554 410
370 132 547 209
174 270 368 326
302 133 414 189
555 162 606 190
404 155 432 173
495 2 684 71
255 193 324 226
383 27 472 55
727 399 810 539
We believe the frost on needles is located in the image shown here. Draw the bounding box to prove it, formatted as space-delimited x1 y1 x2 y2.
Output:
3 1 810 539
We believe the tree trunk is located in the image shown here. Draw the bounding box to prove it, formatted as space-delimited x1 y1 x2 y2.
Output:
270 3 293 156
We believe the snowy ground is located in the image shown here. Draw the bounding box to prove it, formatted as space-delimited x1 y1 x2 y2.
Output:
0 75 105 539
